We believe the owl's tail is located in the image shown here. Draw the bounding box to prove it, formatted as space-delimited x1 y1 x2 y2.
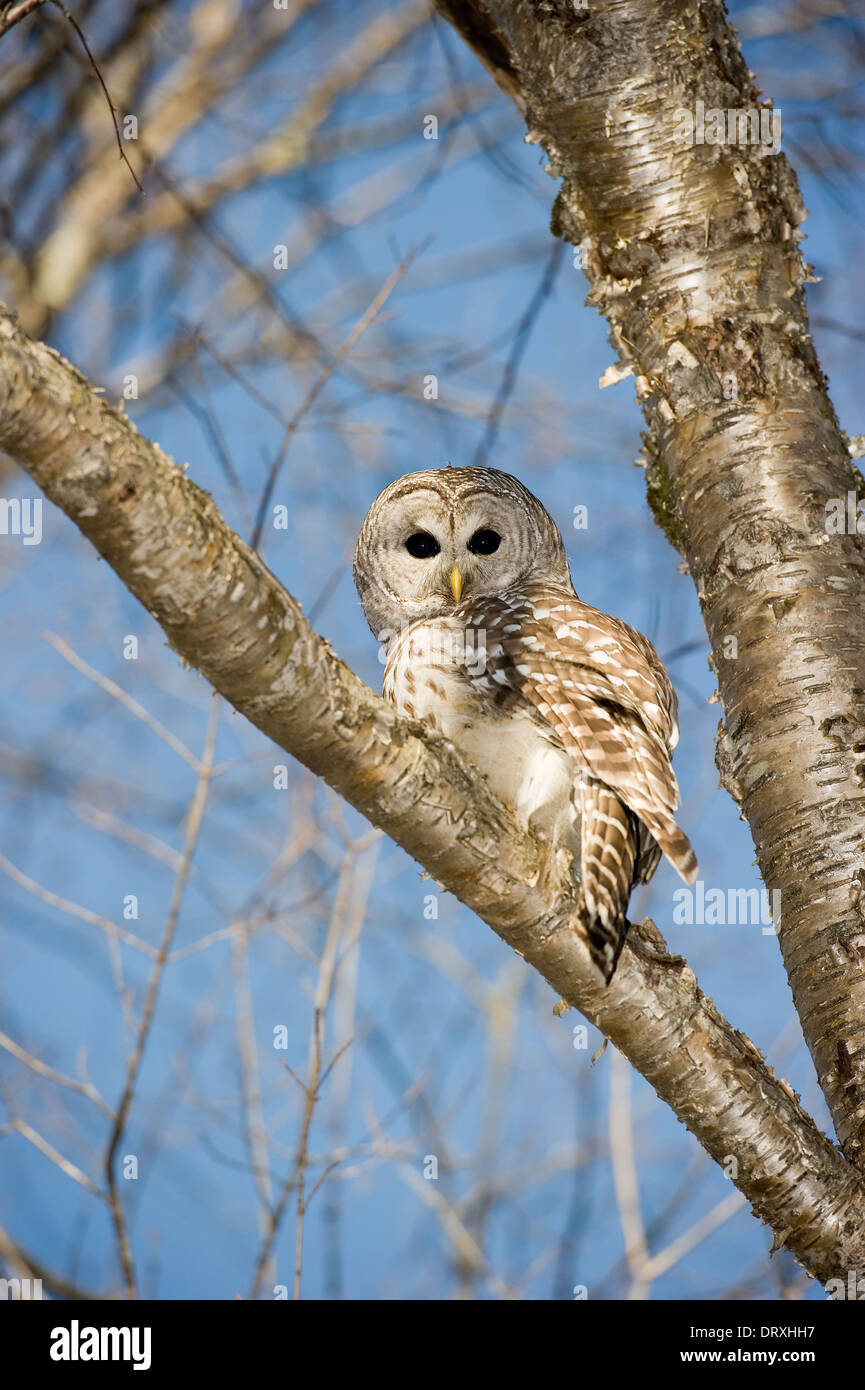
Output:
579 780 639 983
641 816 699 886
579 784 698 983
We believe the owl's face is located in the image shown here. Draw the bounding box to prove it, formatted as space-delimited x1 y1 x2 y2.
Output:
353 466 570 640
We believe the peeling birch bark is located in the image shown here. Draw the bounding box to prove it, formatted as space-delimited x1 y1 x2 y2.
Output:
434 0 865 1165
1 305 864 1283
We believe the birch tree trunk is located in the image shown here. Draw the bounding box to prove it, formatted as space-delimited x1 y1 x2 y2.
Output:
434 0 865 1165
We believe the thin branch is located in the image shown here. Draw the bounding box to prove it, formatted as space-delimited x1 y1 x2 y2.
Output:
0 1218 99 1300
249 851 361 1299
0 0 49 37
609 1048 651 1300
0 1028 114 1119
9 1117 102 1197
47 0 144 194
0 849 158 959
231 922 274 1226
641 1191 748 1285
103 693 220 1297
472 237 564 467
251 238 431 549
397 1162 517 1300
44 633 203 771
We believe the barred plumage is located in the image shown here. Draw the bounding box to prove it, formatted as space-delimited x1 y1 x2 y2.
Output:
355 466 697 982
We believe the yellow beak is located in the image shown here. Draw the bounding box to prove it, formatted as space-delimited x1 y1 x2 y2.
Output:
450 566 463 602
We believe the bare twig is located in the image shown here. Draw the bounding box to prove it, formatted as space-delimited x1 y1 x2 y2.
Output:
251 239 431 549
44 633 202 771
609 1048 651 1299
0 1218 100 1300
103 693 220 1296
231 922 274 1227
45 0 144 193
0 1028 114 1119
248 847 366 1299
0 0 46 36
0 849 158 958
9 1117 102 1197
472 237 564 467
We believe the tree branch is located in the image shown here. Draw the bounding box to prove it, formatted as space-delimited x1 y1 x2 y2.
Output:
0 303 863 1284
0 0 49 38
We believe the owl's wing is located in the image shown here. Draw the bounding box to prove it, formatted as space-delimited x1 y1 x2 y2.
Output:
467 582 697 883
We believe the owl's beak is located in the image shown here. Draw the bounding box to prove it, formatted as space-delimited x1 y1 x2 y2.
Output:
449 566 463 602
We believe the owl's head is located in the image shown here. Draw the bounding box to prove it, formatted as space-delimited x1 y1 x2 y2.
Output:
353 466 570 640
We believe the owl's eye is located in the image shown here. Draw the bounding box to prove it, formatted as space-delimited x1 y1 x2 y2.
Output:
467 528 501 555
405 531 440 559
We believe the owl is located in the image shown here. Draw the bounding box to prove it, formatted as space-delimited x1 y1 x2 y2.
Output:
353 466 697 982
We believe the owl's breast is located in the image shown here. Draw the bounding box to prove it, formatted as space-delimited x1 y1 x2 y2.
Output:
383 618 579 850
383 616 489 727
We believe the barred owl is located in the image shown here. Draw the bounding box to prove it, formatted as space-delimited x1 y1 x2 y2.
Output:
353 466 697 982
